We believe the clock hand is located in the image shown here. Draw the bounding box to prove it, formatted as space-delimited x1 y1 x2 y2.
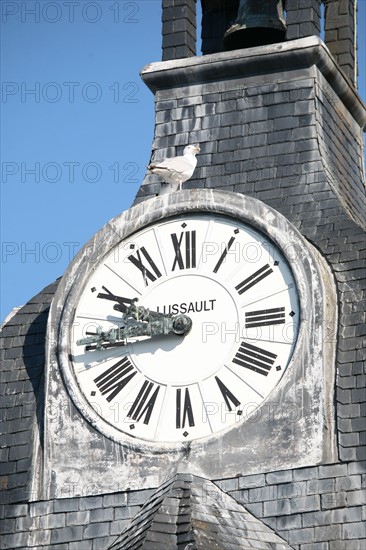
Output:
97 286 137 313
76 313 192 350
87 286 193 350
97 286 181 325
77 326 127 350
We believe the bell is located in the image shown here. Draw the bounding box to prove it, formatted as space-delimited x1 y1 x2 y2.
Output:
224 0 286 51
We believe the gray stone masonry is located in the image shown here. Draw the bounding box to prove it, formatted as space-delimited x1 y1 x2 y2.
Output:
286 0 321 41
324 0 357 84
215 462 366 548
162 0 196 60
0 486 154 550
0 280 60 507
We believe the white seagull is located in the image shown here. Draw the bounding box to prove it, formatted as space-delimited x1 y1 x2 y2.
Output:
148 144 200 193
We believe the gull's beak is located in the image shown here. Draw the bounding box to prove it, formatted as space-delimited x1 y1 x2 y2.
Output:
194 144 201 153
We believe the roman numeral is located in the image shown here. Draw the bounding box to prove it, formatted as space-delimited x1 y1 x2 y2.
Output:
215 376 241 411
233 342 277 376
245 307 286 328
213 236 236 273
128 381 160 425
236 264 273 295
94 357 136 403
128 247 162 286
171 231 196 270
176 388 195 429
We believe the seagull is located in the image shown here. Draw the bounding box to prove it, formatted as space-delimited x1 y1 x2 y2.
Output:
148 144 200 193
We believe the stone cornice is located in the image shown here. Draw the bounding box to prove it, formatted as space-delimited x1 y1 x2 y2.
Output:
140 36 366 129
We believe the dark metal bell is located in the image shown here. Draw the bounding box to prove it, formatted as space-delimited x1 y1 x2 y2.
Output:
224 0 286 51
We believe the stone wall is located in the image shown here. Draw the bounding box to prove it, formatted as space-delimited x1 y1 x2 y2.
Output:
162 0 196 60
0 281 60 507
1 486 154 550
215 464 366 549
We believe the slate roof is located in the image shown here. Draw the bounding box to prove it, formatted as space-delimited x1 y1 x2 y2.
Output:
108 473 294 550
0 279 60 505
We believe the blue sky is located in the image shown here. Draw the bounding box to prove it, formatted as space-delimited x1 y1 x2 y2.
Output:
1 1 365 322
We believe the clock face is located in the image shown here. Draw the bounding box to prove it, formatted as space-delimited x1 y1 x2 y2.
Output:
70 214 299 443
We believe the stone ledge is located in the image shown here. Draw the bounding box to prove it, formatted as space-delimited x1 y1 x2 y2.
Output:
140 36 366 129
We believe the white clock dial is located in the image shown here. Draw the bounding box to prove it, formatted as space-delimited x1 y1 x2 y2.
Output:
70 214 299 443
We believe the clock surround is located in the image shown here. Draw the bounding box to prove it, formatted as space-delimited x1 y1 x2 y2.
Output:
44 189 337 498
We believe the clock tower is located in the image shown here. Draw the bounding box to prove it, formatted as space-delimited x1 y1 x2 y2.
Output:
1 2 365 549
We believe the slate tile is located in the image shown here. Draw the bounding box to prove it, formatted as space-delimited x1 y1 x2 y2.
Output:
69 541 93 550
314 524 341 541
288 527 315 544
301 543 328 550
51 525 84 544
342 522 366 540
92 536 116 550
348 462 366 475
54 498 79 514
40 512 66 529
266 471 293 485
329 541 361 550
2 532 30 548
66 510 90 525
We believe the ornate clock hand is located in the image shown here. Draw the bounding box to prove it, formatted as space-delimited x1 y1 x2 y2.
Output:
76 313 192 350
77 326 124 350
97 286 188 327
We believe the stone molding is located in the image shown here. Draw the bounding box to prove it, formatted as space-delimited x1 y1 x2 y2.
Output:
141 36 366 129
